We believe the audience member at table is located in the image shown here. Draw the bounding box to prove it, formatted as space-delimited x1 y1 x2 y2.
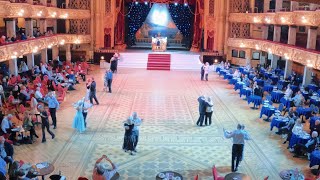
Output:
292 91 305 107
33 65 40 75
40 63 48 75
287 119 303 151
233 69 240 78
55 72 65 83
243 75 250 87
284 84 293 99
22 111 38 143
253 85 263 98
276 116 295 136
92 155 118 180
11 85 20 99
311 120 320 136
293 131 318 159
1 114 18 145
0 157 6 178
0 136 14 164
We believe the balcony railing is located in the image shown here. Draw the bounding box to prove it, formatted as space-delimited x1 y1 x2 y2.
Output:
229 11 320 27
0 1 90 19
227 38 320 71
0 34 91 62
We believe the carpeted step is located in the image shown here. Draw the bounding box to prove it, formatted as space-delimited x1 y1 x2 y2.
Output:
147 54 171 71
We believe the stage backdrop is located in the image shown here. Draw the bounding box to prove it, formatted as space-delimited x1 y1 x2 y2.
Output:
125 2 194 49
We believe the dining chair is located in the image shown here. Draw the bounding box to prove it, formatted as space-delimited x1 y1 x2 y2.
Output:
277 103 284 112
263 176 269 180
194 174 199 180
212 165 224 180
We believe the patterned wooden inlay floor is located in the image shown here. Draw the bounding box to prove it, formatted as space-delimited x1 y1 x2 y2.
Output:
14 67 312 180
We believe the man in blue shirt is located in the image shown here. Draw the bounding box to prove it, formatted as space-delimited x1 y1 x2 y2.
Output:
224 124 250 172
0 157 6 177
44 92 59 129
106 69 113 93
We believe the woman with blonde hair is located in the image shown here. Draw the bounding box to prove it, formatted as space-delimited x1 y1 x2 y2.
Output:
22 111 38 142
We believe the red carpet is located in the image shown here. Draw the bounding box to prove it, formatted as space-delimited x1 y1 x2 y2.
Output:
147 54 171 70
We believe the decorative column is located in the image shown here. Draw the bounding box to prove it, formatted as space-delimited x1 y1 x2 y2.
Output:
27 0 33 4
66 44 71 62
260 51 266 66
275 0 283 12
264 0 270 12
288 25 297 45
66 19 70 34
53 20 57 34
5 18 16 38
310 3 319 11
273 25 281 42
284 59 293 78
41 48 48 63
9 58 18 76
245 48 252 67
39 19 47 34
303 66 313 85
261 25 268 40
271 54 279 69
52 46 59 60
307 27 318 49
25 18 33 37
290 1 299 11
26 53 34 69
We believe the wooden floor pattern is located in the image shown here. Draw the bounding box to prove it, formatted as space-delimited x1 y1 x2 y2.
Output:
13 67 313 180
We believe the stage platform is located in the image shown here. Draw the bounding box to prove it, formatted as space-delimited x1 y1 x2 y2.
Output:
117 50 202 71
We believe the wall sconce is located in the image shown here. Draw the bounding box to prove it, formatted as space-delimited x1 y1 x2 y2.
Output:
18 9 24 16
280 17 286 23
265 18 271 23
214 59 218 63
240 43 245 48
32 47 38 53
74 39 80 44
253 17 260 23
268 48 272 54
37 11 43 17
101 56 104 60
59 40 65 45
11 52 18 59
255 44 260 50
301 16 307 23
51 12 57 18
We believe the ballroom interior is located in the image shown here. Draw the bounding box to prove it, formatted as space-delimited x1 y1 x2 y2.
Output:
1 0 320 180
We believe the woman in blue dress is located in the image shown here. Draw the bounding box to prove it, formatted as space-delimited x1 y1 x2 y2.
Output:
72 98 86 133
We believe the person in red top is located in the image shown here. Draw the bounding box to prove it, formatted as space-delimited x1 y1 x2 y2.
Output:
0 36 5 45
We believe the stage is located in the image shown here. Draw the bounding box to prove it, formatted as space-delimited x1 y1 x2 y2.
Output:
116 50 202 71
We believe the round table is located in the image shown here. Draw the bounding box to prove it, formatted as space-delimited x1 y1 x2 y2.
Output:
224 172 251 180
247 95 262 108
310 150 320 175
280 97 292 108
234 82 245 91
271 91 284 103
240 88 252 98
156 171 183 180
34 163 54 180
270 76 279 84
256 79 265 86
288 133 310 148
263 85 274 93
270 117 288 131
260 106 275 121
310 98 320 107
308 84 319 92
229 78 238 85
296 107 313 120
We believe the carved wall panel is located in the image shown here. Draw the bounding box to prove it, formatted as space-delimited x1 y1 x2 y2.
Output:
69 0 90 10
229 0 250 13
227 38 320 70
105 0 111 13
230 23 241 38
209 0 214 15
70 20 90 34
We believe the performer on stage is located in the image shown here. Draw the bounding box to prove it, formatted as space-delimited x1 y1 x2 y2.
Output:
72 98 86 133
110 53 119 73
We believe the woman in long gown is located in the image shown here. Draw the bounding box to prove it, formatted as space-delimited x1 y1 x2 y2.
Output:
122 116 136 155
72 98 86 133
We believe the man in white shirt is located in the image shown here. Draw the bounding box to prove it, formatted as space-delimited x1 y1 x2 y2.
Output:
41 63 48 75
132 112 142 151
284 85 293 99
292 91 305 107
35 87 46 104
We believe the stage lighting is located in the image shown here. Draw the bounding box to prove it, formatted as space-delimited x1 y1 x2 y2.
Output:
144 1 148 5
184 3 188 6
135 1 139 5
174 2 178 6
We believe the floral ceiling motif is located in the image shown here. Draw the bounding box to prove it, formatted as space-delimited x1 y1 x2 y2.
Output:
0 1 90 19
0 35 91 62
229 11 320 27
227 38 320 70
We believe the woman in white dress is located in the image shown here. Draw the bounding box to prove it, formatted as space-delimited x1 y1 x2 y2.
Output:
85 79 91 100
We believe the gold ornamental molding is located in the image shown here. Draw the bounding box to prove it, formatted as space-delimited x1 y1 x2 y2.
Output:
0 1 90 19
227 38 320 70
229 12 320 27
0 34 91 62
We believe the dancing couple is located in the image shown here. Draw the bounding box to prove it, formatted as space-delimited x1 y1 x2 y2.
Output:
122 112 142 155
72 97 93 133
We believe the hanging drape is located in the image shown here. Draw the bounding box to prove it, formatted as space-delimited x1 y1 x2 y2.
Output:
115 0 126 46
206 30 214 51
168 4 194 47
191 0 204 52
126 3 151 46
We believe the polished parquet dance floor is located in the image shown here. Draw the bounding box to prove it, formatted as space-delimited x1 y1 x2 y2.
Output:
14 67 311 179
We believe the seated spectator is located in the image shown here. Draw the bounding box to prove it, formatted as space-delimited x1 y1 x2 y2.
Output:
19 62 29 76
33 65 40 75
21 33 27 40
293 131 318 159
92 155 118 180
34 87 44 101
22 112 38 142
253 85 263 97
292 91 305 107
0 136 13 163
1 114 18 145
276 116 295 135
41 63 48 75
0 36 5 45
20 86 31 100
0 157 6 178
8 161 20 180
284 84 293 99
55 73 65 83
11 35 16 42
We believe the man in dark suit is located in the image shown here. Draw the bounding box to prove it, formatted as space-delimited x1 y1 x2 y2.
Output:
90 77 99 105
196 96 211 126
200 64 205 81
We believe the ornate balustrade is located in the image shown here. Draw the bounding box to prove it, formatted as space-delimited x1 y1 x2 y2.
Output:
0 34 91 62
229 11 320 26
0 1 90 19
227 38 320 70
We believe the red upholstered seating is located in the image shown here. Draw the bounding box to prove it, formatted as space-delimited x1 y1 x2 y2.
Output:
194 174 199 180
212 165 224 180
77 177 89 180
264 176 269 180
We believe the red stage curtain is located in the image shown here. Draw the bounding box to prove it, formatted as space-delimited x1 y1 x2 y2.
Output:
104 28 111 48
191 0 204 52
115 0 125 46
206 30 214 51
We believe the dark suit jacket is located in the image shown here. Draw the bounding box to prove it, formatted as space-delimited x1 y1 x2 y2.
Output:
90 81 96 93
198 97 211 114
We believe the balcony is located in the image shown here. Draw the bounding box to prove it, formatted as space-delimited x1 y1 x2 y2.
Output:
227 38 320 70
229 11 320 27
0 34 91 61
0 1 90 19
